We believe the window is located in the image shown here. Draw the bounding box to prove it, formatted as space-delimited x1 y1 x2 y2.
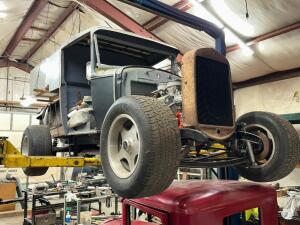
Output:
223 208 260 225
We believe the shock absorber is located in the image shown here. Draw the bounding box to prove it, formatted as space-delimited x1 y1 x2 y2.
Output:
176 111 183 128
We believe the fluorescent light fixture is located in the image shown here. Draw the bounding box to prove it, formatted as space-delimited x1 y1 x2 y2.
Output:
210 0 254 37
20 96 37 107
0 1 7 18
0 12 6 18
189 0 254 55
0 2 7 10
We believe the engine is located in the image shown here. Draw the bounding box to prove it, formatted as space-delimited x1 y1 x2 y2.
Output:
152 80 182 114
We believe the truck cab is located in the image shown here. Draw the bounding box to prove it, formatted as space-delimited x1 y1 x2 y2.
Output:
30 27 180 143
103 180 278 225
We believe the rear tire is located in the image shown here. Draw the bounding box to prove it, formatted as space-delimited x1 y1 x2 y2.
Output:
21 125 52 176
236 111 300 182
100 96 181 198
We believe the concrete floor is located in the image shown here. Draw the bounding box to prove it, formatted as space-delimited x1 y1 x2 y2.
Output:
0 215 23 225
0 210 23 225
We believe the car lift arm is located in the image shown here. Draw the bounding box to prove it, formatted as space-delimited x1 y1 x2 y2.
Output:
0 137 100 168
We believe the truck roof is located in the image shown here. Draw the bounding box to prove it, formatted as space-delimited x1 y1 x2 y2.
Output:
131 180 276 215
61 26 179 54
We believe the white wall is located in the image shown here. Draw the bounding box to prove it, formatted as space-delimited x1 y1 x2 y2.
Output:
0 67 30 102
0 67 61 184
234 76 300 187
0 111 61 184
234 76 300 117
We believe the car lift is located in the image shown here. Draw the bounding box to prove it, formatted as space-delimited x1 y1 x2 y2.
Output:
0 137 101 169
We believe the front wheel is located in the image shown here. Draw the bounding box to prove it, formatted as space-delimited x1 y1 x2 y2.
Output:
236 111 300 182
100 96 181 198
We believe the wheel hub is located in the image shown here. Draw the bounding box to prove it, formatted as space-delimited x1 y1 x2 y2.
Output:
122 140 129 150
244 124 275 168
256 131 271 160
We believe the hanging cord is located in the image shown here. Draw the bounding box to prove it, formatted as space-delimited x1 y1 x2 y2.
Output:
73 0 117 29
244 0 249 19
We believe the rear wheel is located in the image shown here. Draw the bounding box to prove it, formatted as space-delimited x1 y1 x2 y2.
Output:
21 125 52 176
236 111 300 182
100 96 181 198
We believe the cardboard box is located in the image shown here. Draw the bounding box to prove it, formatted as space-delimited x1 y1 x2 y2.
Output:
0 181 16 212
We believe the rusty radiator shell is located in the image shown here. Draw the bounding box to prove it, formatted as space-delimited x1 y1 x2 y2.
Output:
181 48 236 141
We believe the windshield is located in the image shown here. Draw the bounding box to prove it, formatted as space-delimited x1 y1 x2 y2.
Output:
92 30 179 69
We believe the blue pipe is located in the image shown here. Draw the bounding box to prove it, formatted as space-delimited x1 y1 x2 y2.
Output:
119 0 226 55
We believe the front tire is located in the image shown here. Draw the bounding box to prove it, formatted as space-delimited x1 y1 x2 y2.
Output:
100 96 181 198
21 125 52 176
236 111 300 182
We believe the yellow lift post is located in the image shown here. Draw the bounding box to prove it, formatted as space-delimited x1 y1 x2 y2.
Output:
0 137 101 168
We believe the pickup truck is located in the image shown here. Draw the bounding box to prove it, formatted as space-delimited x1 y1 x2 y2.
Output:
21 26 300 198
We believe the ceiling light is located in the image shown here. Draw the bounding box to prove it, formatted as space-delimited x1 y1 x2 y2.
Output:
0 2 7 10
0 1 7 18
189 0 254 55
0 12 6 18
210 0 254 37
20 96 37 107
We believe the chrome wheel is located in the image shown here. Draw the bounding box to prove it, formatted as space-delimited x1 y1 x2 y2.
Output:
107 114 140 178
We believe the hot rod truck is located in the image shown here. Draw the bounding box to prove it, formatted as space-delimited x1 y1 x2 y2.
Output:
22 26 300 198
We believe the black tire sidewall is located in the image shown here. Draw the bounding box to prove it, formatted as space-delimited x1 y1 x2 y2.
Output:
100 97 154 197
21 125 52 176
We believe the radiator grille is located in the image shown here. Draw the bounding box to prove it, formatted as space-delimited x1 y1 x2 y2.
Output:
195 56 233 126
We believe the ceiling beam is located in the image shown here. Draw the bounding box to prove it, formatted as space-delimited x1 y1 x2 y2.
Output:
22 2 79 62
0 59 33 73
2 0 48 57
143 0 192 31
233 67 300 90
79 0 161 40
227 21 300 53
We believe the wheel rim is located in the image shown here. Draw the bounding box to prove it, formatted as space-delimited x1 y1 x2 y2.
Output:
107 114 140 178
244 124 276 168
22 135 29 156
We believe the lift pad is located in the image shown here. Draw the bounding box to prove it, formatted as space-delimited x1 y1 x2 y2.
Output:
0 137 101 168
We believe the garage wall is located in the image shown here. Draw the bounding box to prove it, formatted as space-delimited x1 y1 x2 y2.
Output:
0 67 61 184
234 76 300 117
0 67 29 102
234 76 300 187
0 111 61 184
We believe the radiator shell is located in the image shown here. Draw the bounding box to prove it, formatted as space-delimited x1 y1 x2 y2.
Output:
181 48 235 140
